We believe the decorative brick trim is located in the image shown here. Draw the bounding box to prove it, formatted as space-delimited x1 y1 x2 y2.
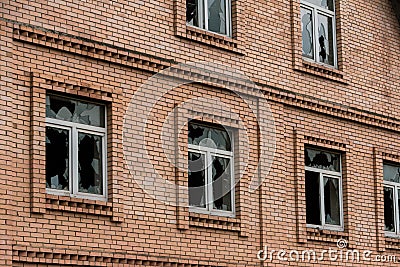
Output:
46 194 113 216
385 237 400 250
294 130 351 244
12 248 231 267
30 73 124 222
307 228 349 243
13 24 172 73
294 60 346 83
189 213 241 231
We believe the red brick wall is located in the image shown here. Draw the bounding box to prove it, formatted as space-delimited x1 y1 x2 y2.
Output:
1 0 400 265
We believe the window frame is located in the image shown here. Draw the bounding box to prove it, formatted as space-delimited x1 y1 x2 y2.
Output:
45 97 108 202
383 162 400 237
186 0 232 37
300 0 338 68
305 148 344 231
188 124 235 218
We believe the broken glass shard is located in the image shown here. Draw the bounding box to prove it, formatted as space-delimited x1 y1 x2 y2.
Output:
384 186 395 232
384 163 400 183
187 0 200 27
188 122 231 151
188 152 206 208
212 156 232 211
78 132 103 195
46 126 69 190
324 176 340 225
208 0 227 35
301 7 314 59
305 148 340 172
304 0 334 11
46 95 105 127
305 170 321 225
318 14 334 66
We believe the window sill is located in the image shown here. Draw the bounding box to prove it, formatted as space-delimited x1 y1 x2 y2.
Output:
45 194 113 217
294 59 348 84
189 212 241 231
176 25 244 55
307 228 348 243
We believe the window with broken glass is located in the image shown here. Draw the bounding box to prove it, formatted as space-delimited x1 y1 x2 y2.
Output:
383 163 400 236
45 94 107 201
186 0 232 37
188 122 235 217
305 147 343 230
300 0 337 67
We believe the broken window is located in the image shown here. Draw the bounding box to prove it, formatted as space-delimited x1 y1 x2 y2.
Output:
300 0 337 67
46 94 107 201
305 147 343 230
188 121 234 217
383 163 400 236
186 0 232 37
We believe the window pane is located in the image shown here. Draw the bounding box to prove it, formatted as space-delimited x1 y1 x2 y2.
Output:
318 14 335 66
46 95 105 127
383 164 400 183
78 132 103 195
305 148 340 172
46 126 69 190
188 123 231 151
208 0 227 35
212 156 232 211
384 187 395 232
301 7 314 59
305 171 321 225
188 152 206 208
323 176 341 225
186 0 200 27
303 0 334 11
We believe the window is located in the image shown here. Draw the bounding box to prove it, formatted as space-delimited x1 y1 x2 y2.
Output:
188 122 234 217
45 94 107 201
305 147 343 230
383 163 400 236
186 0 232 37
300 0 337 67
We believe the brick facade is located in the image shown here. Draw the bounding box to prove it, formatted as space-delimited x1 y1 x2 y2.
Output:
1 0 400 266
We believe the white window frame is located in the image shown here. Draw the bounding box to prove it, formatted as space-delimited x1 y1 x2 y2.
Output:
187 0 232 37
383 163 400 237
188 128 235 218
300 0 338 68
305 149 344 231
45 104 107 202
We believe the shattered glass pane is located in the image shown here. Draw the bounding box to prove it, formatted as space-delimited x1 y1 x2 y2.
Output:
188 152 206 208
305 171 321 225
301 7 314 59
78 132 103 195
208 0 227 35
46 126 69 190
304 0 334 11
188 123 231 151
384 164 400 183
46 95 105 127
324 176 340 225
318 14 334 66
212 156 232 211
305 148 340 172
384 186 395 232
187 0 200 27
